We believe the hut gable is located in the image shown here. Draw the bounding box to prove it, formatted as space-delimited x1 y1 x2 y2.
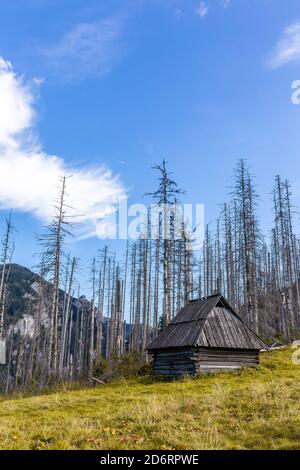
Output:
148 294 266 351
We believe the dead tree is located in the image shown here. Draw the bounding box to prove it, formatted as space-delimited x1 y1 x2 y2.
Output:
0 212 14 341
38 176 72 378
146 160 184 329
88 257 96 376
59 256 77 378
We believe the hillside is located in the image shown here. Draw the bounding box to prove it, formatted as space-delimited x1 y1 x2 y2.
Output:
2 263 126 339
2 263 110 341
3 264 41 323
3 263 89 324
0 347 299 450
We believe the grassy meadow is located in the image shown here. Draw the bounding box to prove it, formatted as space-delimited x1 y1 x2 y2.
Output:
0 347 299 450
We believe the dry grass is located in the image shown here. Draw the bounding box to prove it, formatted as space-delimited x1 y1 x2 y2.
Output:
0 347 299 450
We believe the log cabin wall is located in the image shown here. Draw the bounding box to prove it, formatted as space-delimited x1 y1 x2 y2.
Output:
152 348 196 377
194 348 259 373
152 347 259 377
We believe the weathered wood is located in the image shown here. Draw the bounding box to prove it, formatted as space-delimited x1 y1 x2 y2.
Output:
151 344 260 377
197 362 258 368
90 376 106 385
148 295 266 351
154 364 195 370
154 370 194 376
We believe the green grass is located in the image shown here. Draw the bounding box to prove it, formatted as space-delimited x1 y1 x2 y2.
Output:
0 347 300 450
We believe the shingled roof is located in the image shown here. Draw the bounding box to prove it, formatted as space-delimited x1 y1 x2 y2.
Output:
147 294 266 351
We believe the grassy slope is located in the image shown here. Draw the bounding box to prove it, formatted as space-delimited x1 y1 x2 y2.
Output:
0 347 299 450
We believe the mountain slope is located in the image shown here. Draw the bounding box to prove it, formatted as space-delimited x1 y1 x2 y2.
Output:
0 347 299 450
2 263 94 331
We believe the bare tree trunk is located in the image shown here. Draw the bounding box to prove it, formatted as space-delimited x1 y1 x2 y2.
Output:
0 212 13 341
59 257 76 377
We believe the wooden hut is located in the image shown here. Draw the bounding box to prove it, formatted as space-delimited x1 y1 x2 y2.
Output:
147 294 266 377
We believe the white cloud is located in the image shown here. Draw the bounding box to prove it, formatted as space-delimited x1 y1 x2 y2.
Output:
0 57 126 239
268 22 300 69
0 58 34 148
195 1 208 19
42 16 124 80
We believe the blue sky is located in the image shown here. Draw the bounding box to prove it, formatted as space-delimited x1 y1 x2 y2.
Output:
0 0 300 277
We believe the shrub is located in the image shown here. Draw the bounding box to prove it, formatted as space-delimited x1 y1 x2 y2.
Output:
92 352 152 380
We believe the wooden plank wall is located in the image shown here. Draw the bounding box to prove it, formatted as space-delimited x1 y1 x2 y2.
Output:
195 348 259 373
152 347 259 377
152 348 196 377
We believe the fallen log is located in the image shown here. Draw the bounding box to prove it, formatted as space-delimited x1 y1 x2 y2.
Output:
90 376 106 385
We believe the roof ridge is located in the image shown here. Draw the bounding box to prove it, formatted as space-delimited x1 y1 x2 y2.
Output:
190 293 222 303
171 318 207 325
147 295 267 350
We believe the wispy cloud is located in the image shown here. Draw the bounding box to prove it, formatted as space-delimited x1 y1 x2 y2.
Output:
42 16 125 80
195 1 208 19
268 22 300 69
174 8 184 20
221 0 232 9
0 57 126 239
